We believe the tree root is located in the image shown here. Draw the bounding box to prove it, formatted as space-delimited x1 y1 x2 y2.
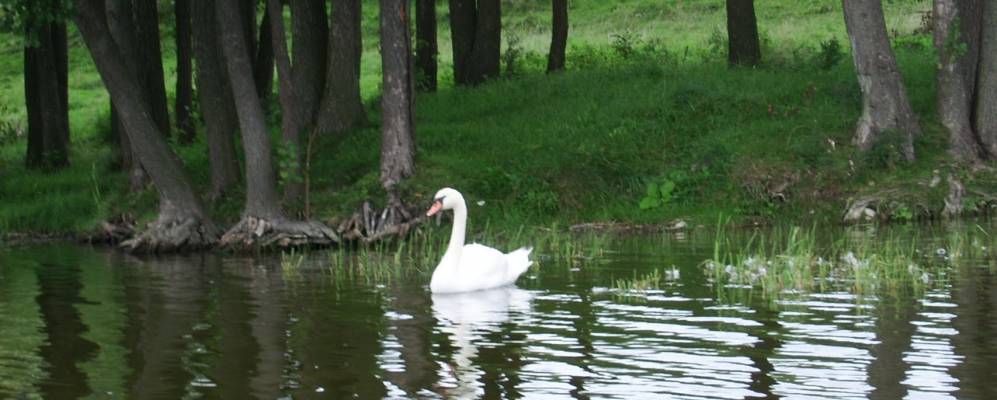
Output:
120 217 221 253
219 216 340 250
336 201 424 244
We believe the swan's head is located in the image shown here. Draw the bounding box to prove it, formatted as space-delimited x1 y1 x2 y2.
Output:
426 187 464 216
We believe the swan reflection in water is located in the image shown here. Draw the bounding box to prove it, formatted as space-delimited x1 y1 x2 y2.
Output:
431 286 534 399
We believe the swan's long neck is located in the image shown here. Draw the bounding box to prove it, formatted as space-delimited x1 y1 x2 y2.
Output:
446 199 468 258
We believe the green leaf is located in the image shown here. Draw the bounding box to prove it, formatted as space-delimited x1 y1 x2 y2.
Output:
646 182 659 197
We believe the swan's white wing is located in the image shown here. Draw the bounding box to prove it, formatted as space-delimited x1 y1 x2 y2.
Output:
460 243 508 289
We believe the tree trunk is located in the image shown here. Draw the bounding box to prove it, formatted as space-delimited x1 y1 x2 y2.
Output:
175 0 196 143
547 0 567 73
110 103 148 190
934 0 985 163
74 0 218 252
726 0 761 66
268 0 297 204
415 0 438 91
255 9 275 106
107 0 147 190
314 0 366 134
473 0 501 81
132 0 171 137
216 0 284 221
269 0 328 208
842 0 919 161
449 0 501 85
192 0 241 200
24 12 70 171
379 0 416 201
975 0 997 155
448 0 475 85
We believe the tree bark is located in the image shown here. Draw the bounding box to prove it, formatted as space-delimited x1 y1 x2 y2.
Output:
415 0 438 91
74 0 217 252
175 0 196 143
934 0 985 163
448 0 475 85
547 0 567 73
132 0 171 137
313 0 366 134
277 0 328 207
975 0 997 155
192 0 241 200
254 8 275 105
107 0 145 190
24 11 70 170
216 0 284 221
842 0 919 161
379 0 416 201
726 0 761 66
448 0 501 85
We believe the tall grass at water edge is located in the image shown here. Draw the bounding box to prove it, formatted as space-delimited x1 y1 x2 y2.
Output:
702 223 997 300
279 223 612 285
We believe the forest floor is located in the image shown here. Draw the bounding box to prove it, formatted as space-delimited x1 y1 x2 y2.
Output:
2 0 994 243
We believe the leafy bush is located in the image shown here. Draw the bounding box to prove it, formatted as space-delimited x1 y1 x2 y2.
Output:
814 37 844 70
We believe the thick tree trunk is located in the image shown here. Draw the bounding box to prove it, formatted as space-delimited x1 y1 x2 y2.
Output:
175 0 195 143
975 0 997 154
255 9 275 105
547 0 567 73
277 0 328 207
379 0 416 202
842 0 919 161
726 0 761 66
74 0 217 252
268 0 298 207
934 0 985 163
415 0 438 91
448 0 475 85
314 0 366 134
132 0 171 137
107 0 145 190
110 103 148 190
24 14 70 170
216 0 284 221
217 0 339 249
473 0 501 80
449 0 501 85
192 0 240 200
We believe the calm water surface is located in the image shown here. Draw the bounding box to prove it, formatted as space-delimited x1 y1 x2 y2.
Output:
2 224 997 399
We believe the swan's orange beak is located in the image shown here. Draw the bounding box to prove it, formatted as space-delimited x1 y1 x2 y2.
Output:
426 200 443 217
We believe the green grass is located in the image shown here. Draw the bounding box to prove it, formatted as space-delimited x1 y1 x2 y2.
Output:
702 224 958 300
2 0 973 237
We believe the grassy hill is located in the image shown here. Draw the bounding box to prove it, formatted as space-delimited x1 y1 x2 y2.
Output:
2 0 970 236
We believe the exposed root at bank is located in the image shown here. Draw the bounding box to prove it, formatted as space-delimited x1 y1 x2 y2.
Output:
336 201 424 244
120 217 220 253
219 217 340 251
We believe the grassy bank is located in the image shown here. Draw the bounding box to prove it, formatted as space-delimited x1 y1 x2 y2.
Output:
2 0 984 238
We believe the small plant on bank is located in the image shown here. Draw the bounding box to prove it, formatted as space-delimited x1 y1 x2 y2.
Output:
814 37 844 70
639 178 676 210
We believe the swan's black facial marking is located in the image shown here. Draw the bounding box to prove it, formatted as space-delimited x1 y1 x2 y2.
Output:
434 195 446 203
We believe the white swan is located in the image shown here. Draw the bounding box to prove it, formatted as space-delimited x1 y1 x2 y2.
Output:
426 188 534 293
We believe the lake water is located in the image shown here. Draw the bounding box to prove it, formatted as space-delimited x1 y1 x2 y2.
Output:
2 223 996 399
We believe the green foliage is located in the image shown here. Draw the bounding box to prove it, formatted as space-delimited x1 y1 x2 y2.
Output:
610 28 642 58
639 179 675 210
276 140 302 185
0 105 21 146
814 37 844 70
0 0 73 45
861 129 910 170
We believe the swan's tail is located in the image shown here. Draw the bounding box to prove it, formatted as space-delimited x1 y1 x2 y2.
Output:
507 246 534 280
